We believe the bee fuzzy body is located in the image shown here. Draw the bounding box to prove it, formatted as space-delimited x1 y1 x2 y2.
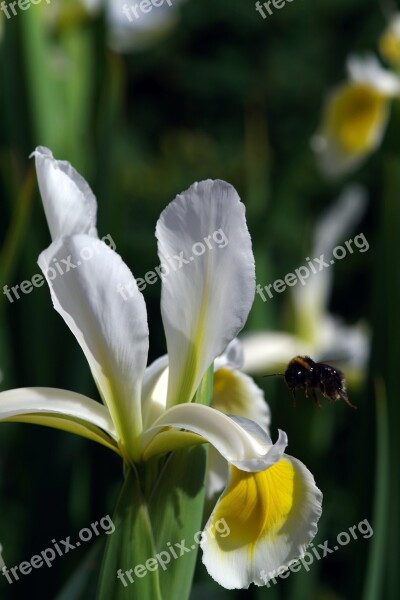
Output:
283 356 356 409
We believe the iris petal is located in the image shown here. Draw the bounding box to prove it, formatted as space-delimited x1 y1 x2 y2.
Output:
38 235 149 461
31 146 98 240
156 180 255 408
201 455 322 589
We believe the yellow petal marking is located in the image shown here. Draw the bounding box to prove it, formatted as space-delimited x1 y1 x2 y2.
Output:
212 368 250 416
211 458 295 555
325 83 387 154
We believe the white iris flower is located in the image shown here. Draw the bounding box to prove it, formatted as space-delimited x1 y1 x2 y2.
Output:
0 147 322 589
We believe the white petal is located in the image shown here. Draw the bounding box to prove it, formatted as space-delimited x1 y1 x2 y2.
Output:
38 235 149 461
201 455 322 589
347 53 400 96
206 448 229 499
142 403 287 471
214 338 244 371
293 185 368 338
105 0 185 52
0 387 119 452
31 147 98 241
313 184 368 259
207 366 271 497
240 332 312 375
156 180 255 408
311 132 375 178
141 355 169 429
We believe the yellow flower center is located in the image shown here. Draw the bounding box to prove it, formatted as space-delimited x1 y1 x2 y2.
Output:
326 83 387 155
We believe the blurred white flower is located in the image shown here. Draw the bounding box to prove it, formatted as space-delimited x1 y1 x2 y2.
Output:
312 54 400 178
241 185 371 387
82 0 185 51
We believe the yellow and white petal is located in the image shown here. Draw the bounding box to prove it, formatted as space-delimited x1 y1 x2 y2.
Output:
156 180 255 408
312 80 389 177
201 455 322 589
207 366 270 497
142 403 287 470
347 53 400 96
31 147 98 241
212 367 270 428
0 387 119 454
38 235 149 462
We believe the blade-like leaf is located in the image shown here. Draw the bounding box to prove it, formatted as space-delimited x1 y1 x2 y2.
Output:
97 466 162 600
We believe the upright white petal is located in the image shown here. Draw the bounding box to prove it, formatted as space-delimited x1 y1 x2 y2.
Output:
294 184 367 340
38 235 149 462
156 180 255 407
31 147 98 241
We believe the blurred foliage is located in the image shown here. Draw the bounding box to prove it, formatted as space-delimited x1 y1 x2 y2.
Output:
0 0 396 598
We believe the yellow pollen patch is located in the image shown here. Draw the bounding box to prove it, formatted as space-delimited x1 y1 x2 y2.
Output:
212 368 249 416
325 83 387 154
211 458 295 554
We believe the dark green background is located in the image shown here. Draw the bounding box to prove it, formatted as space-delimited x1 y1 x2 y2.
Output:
0 0 396 598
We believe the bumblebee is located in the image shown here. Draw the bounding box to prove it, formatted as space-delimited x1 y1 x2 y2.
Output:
268 356 357 409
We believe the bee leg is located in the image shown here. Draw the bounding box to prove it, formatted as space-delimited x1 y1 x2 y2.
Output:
312 389 321 408
291 389 297 407
304 385 309 398
340 390 357 410
320 383 331 402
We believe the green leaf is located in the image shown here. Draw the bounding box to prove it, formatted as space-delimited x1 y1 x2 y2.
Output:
97 466 162 600
362 380 389 600
147 445 207 600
